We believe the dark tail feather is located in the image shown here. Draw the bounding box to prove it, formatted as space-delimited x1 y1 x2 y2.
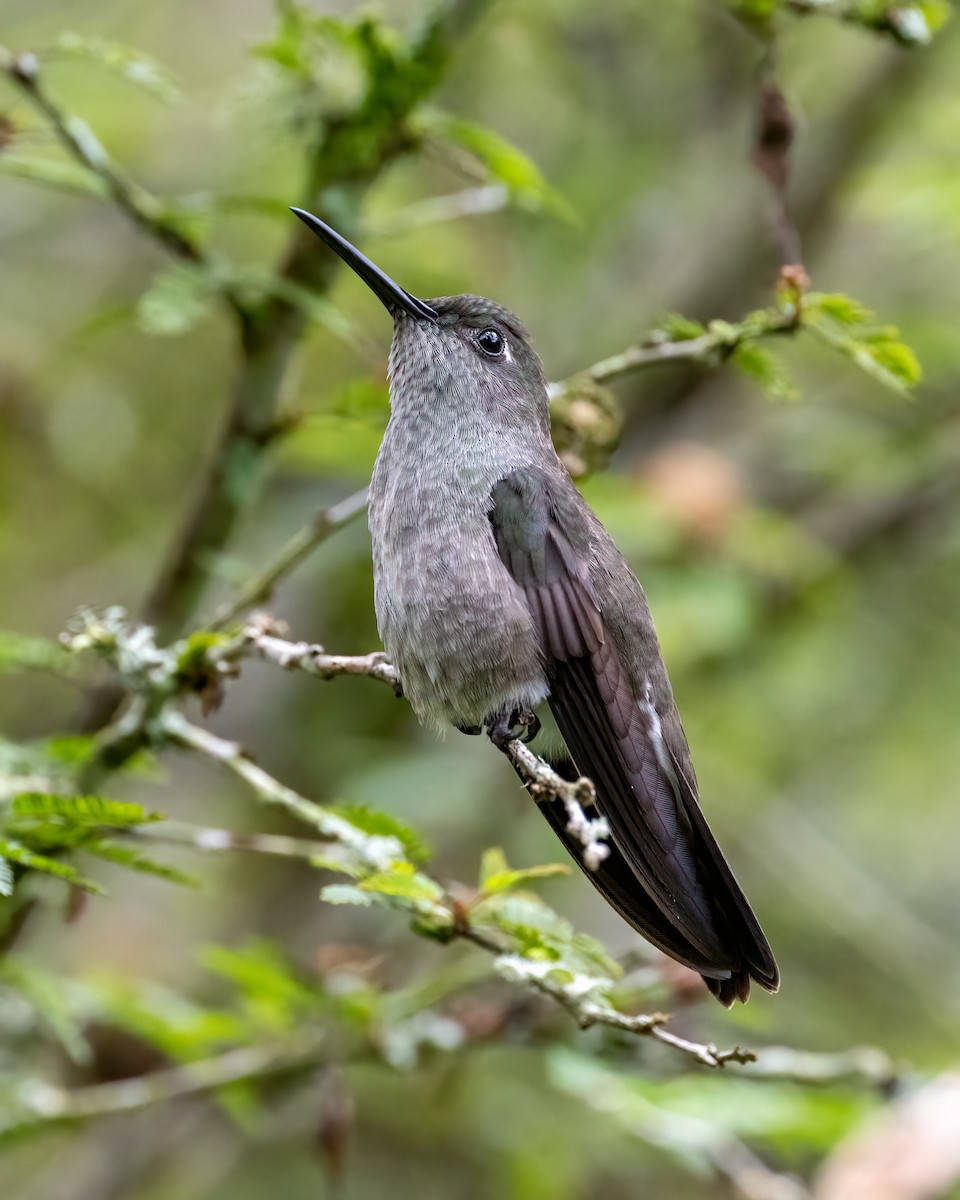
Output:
536 787 756 1004
546 653 779 1005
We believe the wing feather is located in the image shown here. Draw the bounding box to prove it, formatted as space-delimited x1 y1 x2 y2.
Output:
489 468 779 1003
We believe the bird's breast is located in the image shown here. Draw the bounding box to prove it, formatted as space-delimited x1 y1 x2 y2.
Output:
368 438 547 728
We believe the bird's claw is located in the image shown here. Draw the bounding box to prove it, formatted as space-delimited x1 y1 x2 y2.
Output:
487 708 541 747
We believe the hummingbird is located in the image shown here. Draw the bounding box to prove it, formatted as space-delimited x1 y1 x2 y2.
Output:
292 207 779 1005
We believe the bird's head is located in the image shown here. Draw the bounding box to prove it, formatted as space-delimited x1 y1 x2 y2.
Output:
291 208 549 434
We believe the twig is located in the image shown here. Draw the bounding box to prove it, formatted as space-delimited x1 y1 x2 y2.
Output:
208 307 799 630
162 702 749 1071
494 737 610 872
0 46 204 265
238 621 402 691
160 711 404 874
494 954 755 1068
131 819 345 863
4 1034 327 1137
208 487 369 630
560 1056 811 1200
139 0 491 646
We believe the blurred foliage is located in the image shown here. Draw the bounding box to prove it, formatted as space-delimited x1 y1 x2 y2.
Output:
1 0 960 1198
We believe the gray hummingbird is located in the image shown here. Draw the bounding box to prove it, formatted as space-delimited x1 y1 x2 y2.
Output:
292 207 779 1005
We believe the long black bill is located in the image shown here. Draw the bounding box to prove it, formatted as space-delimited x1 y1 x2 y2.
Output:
290 207 438 324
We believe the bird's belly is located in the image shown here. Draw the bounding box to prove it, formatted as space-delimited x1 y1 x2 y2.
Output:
372 530 547 729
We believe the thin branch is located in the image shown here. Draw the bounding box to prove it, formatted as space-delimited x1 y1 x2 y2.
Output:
161 711 403 874
4 1034 327 1137
208 305 800 630
131 819 343 863
208 487 369 631
740 1043 897 1091
494 737 611 872
139 0 491 647
0 46 204 265
162 704 750 1071
238 621 401 691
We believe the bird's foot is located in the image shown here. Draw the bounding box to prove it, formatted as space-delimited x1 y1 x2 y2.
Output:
454 722 482 737
487 708 541 747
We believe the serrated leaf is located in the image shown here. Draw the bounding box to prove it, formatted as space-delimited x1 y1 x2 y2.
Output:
329 803 430 864
473 891 621 978
424 112 574 220
0 840 103 893
202 941 319 1022
359 862 444 905
859 335 922 389
479 846 569 893
10 793 160 828
732 342 798 401
52 34 181 103
806 292 873 326
658 312 707 341
82 840 197 887
807 312 922 396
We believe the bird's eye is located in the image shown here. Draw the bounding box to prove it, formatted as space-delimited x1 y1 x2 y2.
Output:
476 328 505 358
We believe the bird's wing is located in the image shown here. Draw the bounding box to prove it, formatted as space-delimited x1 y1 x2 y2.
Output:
489 467 778 1003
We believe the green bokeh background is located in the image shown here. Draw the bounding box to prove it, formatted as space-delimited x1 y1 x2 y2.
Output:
1 1 959 1196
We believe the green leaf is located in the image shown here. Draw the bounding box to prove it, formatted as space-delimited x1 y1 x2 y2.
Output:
473 891 621 979
479 847 569 894
1 959 91 1065
359 862 444 906
806 292 872 326
657 312 707 342
51 34 181 103
0 631 76 677
859 331 923 390
0 154 109 198
0 839 103 893
329 803 430 864
136 264 215 337
320 883 378 908
9 794 160 828
82 840 197 887
423 112 574 220
805 293 922 395
732 342 798 401
202 942 320 1026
